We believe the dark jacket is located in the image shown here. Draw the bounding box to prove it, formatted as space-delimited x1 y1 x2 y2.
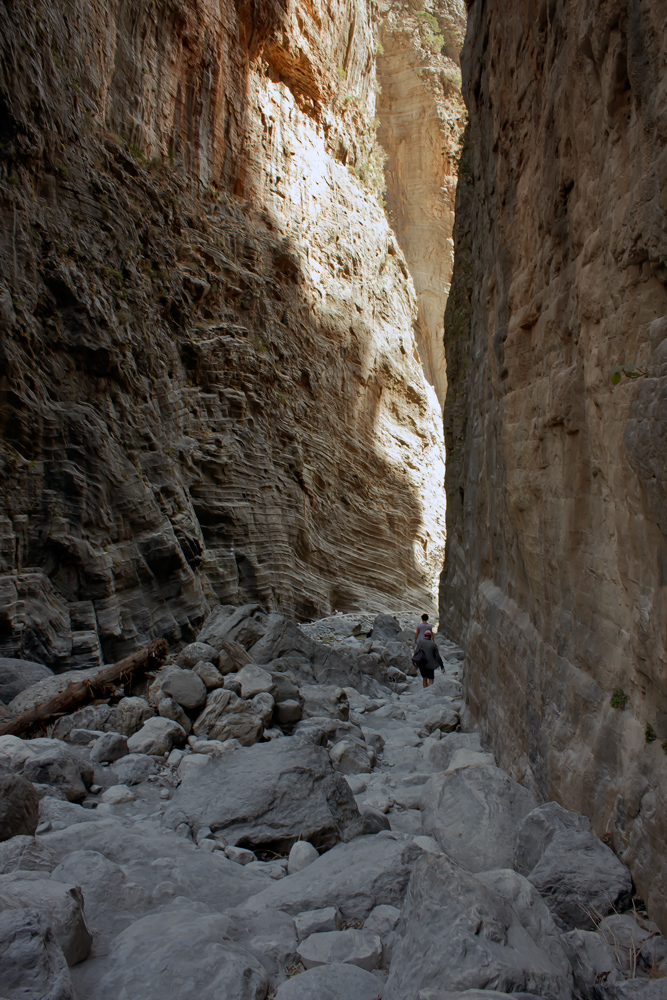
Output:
416 637 442 672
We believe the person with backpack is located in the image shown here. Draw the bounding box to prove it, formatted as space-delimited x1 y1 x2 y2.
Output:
412 629 444 688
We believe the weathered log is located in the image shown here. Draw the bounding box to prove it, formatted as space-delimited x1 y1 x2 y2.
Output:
220 639 252 669
0 638 168 738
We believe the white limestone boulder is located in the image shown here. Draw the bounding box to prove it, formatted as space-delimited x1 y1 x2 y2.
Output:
297 927 382 971
23 744 93 804
0 834 56 874
288 840 319 874
165 735 361 849
236 664 274 698
0 907 74 1000
111 752 158 785
90 732 128 764
421 764 537 872
526 831 633 929
126 717 187 756
0 870 92 965
0 772 40 840
561 929 624 994
274 963 384 1000
95 907 269 1000
514 801 591 876
243 832 423 921
384 854 573 1000
427 731 483 769
329 737 373 775
294 906 342 941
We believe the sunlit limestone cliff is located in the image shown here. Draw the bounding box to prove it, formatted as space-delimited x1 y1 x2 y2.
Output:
0 0 466 665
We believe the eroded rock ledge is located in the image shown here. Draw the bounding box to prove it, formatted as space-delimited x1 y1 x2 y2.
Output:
0 0 446 665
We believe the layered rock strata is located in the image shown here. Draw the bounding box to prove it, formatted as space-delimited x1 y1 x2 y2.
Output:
0 0 446 666
441 0 667 930
377 0 467 407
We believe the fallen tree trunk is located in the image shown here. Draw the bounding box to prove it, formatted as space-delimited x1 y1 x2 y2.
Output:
0 638 169 739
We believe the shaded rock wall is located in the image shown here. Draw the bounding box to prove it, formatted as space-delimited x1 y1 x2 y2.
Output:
0 0 446 667
441 0 667 930
377 0 467 408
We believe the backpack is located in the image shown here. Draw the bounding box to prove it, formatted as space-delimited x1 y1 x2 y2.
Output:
412 648 427 670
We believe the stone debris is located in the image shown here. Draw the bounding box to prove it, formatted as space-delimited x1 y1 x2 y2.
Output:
0 609 657 1000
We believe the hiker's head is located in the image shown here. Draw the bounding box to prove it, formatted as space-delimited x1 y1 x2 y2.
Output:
421 614 429 622
424 630 433 639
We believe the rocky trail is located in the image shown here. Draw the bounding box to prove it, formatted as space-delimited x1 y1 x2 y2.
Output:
1 605 666 1000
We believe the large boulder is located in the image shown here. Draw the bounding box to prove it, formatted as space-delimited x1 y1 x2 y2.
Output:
160 668 207 711
7 669 100 715
369 614 402 642
90 732 128 764
0 907 74 1000
0 834 57 874
243 833 424 921
300 684 349 721
197 604 265 650
158 696 193 733
0 870 92 965
246 614 318 665
50 849 151 941
192 688 263 745
0 656 53 705
23 744 93 804
514 802 591 876
423 703 459 734
0 772 40 840
111 753 158 785
562 929 624 995
597 913 667 976
475 868 572 976
526 830 633 929
329 738 373 775
165 735 361 849
95 907 269 1000
177 641 220 669
112 696 155 736
236 664 274 698
297 928 382 972
384 854 573 1000
274 963 384 1000
193 659 225 689
0 733 41 772
428 733 484 771
421 765 537 872
51 703 116 741
126 717 187 756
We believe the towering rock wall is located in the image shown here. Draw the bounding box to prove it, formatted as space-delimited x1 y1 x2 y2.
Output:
441 0 667 929
0 0 446 667
376 0 467 408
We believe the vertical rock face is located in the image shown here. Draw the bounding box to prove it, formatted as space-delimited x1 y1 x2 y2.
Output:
0 0 447 665
442 0 667 930
376 1 467 408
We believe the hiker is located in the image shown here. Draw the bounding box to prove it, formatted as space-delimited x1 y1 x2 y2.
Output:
414 613 432 645
413 628 444 688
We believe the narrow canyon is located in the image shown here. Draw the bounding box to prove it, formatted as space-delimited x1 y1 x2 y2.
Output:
0 0 666 998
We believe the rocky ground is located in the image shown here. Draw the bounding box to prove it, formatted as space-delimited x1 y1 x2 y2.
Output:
1 605 666 1000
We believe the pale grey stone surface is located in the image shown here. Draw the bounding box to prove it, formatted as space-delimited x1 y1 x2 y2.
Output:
421 765 537 873
0 907 74 1000
385 854 573 1000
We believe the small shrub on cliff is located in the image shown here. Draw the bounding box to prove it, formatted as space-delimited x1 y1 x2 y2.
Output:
645 723 657 744
609 688 628 709
610 365 647 385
